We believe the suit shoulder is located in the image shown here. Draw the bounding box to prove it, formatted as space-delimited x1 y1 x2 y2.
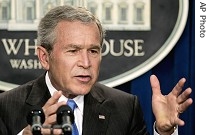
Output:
93 82 135 99
0 73 46 100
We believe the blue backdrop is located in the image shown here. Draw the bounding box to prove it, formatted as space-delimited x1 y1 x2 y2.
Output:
115 0 195 135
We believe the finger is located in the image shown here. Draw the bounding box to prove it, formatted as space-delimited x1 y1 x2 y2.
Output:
150 75 162 95
53 129 63 135
177 88 192 104
42 91 63 116
177 98 193 114
44 113 57 125
44 100 67 124
41 127 63 135
41 127 51 135
43 91 63 109
171 78 186 96
43 101 66 127
175 117 185 126
44 100 66 116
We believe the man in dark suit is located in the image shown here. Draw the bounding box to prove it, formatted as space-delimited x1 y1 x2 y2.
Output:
0 5 193 135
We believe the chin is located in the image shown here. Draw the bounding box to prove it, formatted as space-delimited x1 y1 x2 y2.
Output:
78 89 91 95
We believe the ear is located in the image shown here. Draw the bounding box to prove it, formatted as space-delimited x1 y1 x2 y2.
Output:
37 46 50 70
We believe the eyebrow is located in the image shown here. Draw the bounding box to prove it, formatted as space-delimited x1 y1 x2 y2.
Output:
64 44 101 49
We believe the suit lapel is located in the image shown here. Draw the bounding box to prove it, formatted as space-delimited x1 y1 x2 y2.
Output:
25 73 51 106
82 85 112 135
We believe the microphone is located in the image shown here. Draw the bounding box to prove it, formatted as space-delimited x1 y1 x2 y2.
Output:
26 106 45 135
56 105 74 134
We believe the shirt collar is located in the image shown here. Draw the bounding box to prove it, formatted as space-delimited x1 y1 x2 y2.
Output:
45 71 84 113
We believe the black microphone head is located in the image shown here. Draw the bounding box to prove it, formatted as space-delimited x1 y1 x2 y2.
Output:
56 105 74 125
26 106 45 125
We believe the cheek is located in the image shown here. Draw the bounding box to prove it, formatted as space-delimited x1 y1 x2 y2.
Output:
51 53 68 65
49 56 67 71
93 60 101 72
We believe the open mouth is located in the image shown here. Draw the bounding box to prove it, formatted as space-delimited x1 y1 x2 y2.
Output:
75 75 92 83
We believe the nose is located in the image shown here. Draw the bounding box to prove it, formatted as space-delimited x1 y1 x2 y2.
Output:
77 51 91 69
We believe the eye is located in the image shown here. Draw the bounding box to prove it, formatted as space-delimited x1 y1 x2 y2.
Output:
66 49 79 55
89 48 101 57
68 49 77 53
90 49 99 54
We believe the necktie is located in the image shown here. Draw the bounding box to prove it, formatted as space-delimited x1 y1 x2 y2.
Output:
67 99 79 135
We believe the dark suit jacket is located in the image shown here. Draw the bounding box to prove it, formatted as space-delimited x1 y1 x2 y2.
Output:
0 73 149 135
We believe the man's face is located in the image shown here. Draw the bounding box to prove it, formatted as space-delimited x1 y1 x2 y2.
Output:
43 20 102 97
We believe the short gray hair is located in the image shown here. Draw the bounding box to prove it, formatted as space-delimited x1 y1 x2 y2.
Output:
37 5 105 52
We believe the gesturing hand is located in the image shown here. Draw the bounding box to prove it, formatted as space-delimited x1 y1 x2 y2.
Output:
41 91 66 135
150 75 193 135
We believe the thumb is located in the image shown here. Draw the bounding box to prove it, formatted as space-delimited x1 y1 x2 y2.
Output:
150 75 162 95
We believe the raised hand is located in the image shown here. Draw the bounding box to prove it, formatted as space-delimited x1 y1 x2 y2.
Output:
150 75 193 135
41 91 66 135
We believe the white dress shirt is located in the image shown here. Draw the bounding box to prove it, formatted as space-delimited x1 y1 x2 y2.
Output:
45 72 84 135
